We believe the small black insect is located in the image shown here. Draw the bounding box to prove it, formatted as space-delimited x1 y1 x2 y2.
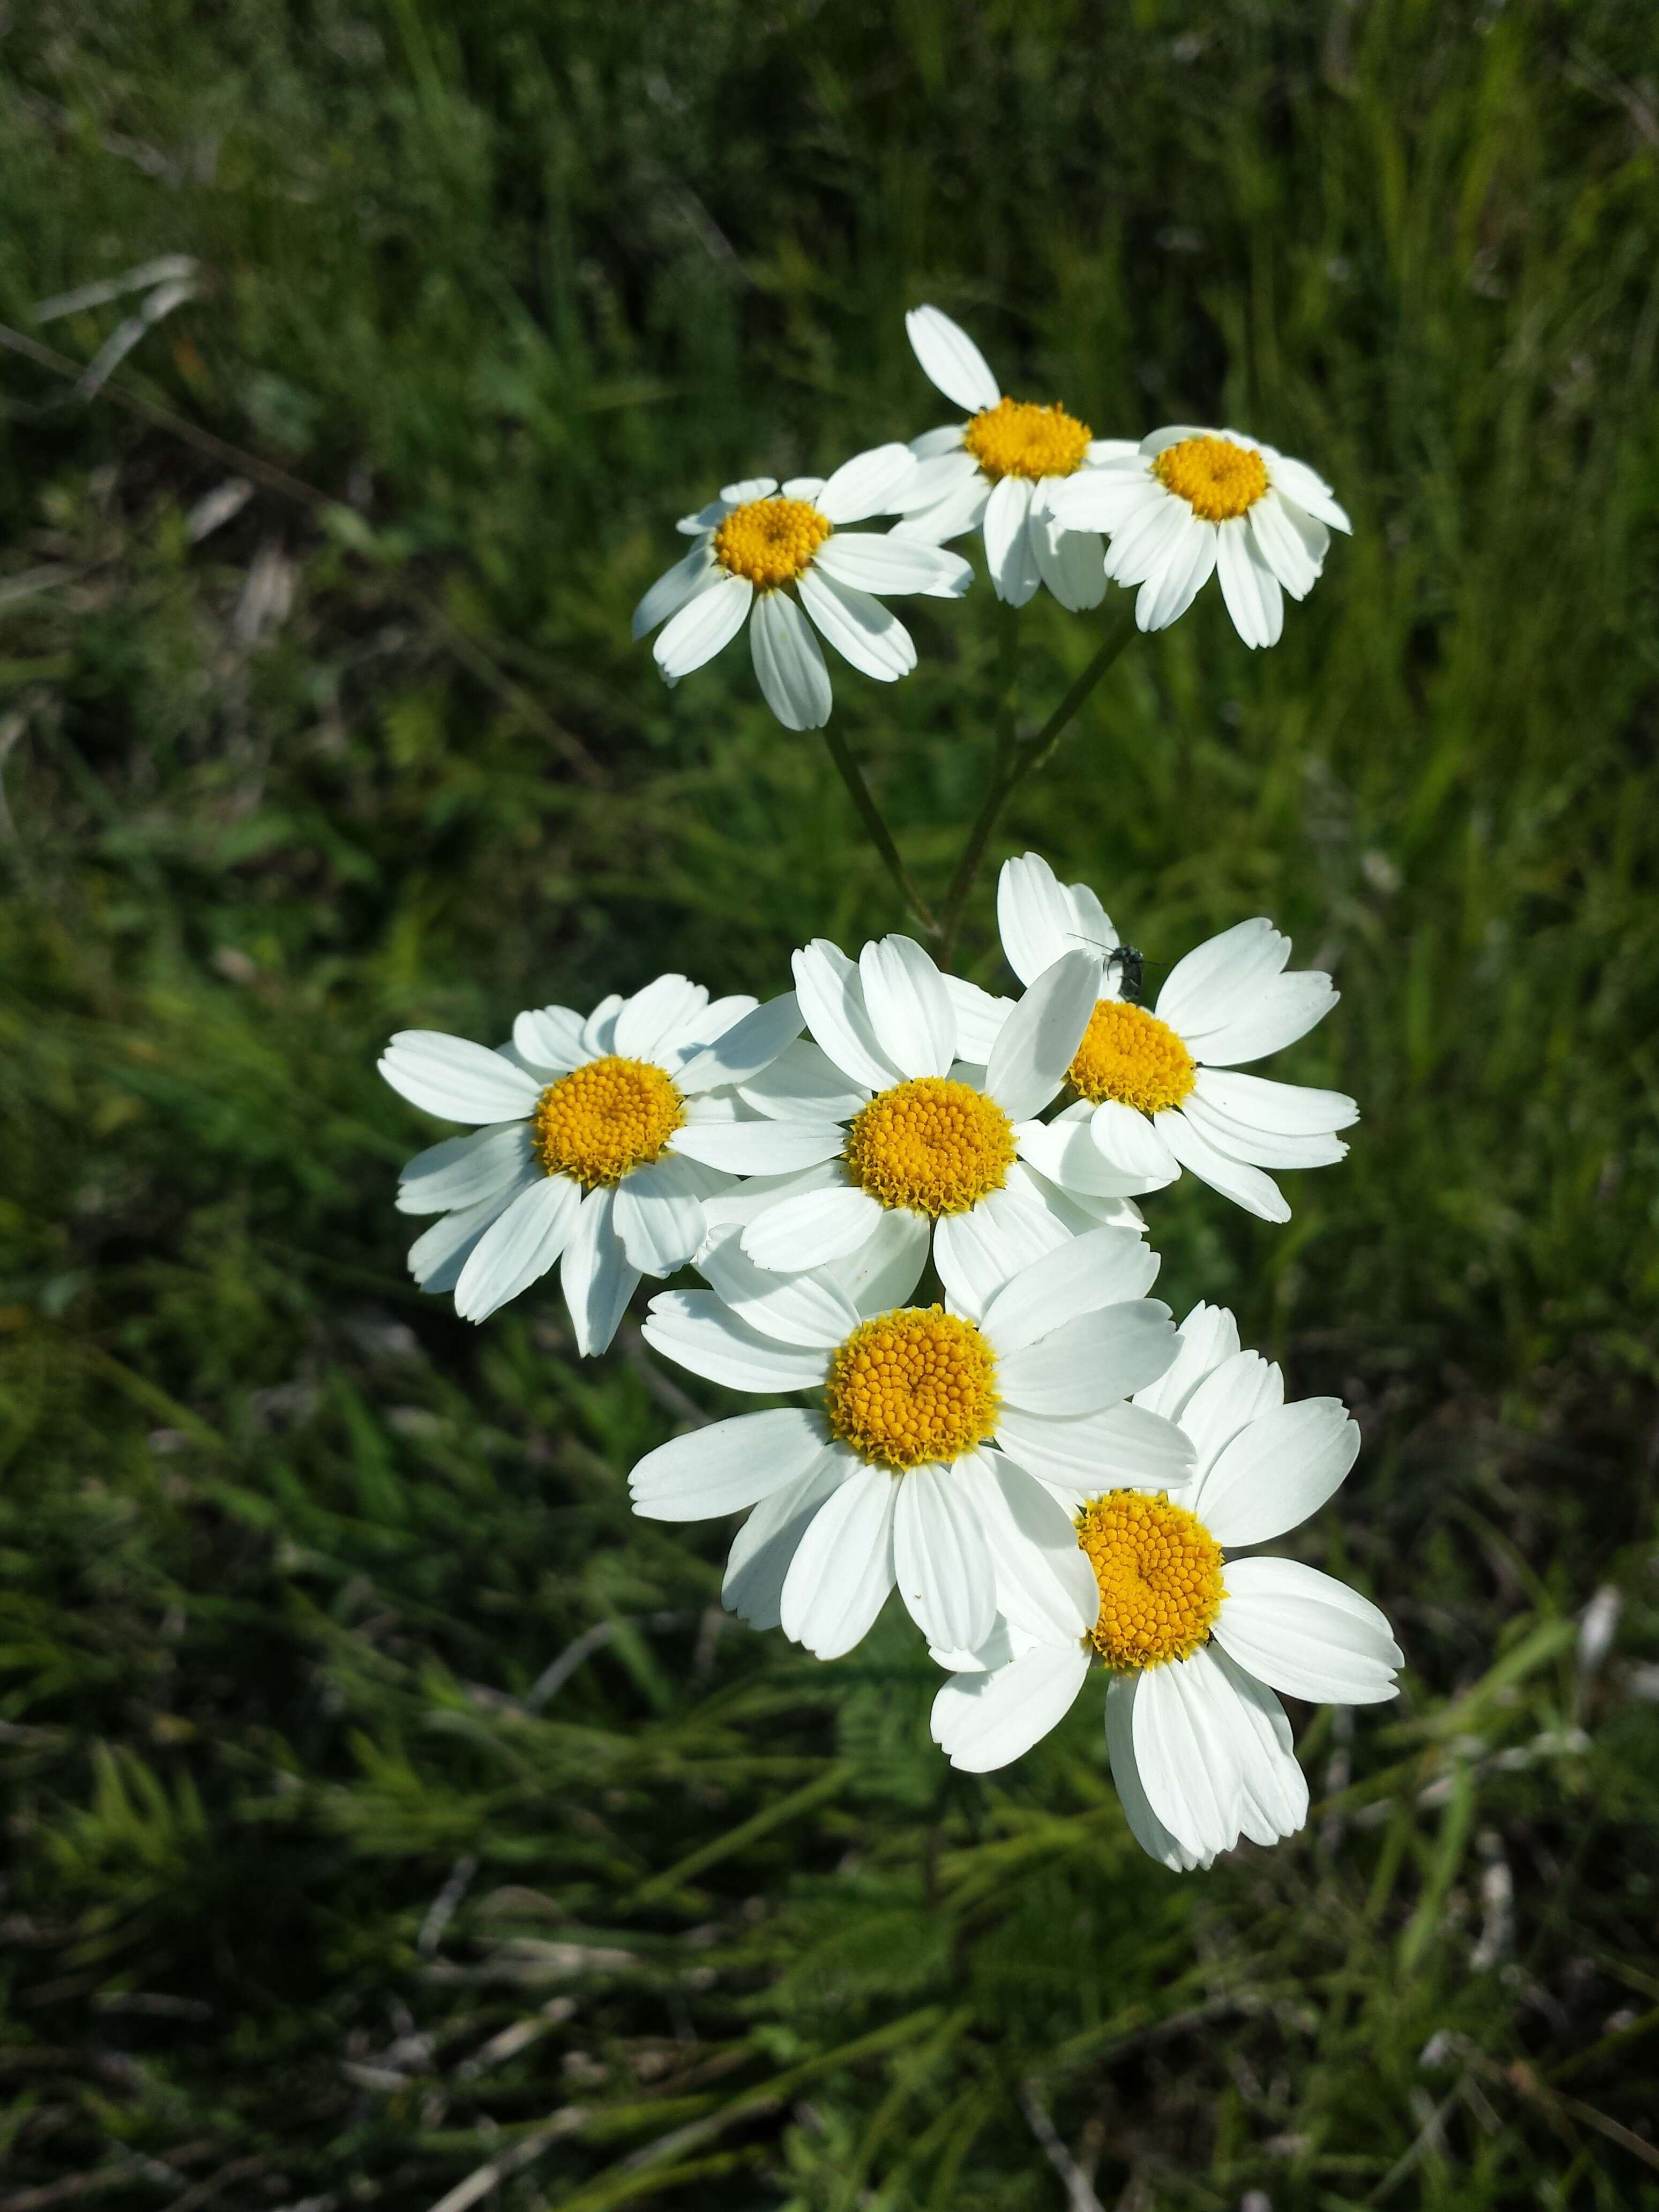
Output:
1105 944 1145 1003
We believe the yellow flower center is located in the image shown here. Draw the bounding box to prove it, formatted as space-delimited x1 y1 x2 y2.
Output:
962 397 1093 482
713 496 833 588
531 1056 684 1188
1077 1491 1225 1670
825 1307 999 1472
1151 434 1269 522
1068 1000 1195 1116
842 1077 1016 1217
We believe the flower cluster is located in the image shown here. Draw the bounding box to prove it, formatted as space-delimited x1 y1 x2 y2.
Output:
633 304 1350 729
382 863 1396 1872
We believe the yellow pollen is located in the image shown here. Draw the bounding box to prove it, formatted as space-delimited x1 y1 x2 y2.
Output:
962 397 1093 482
842 1077 1016 1217
1068 1000 1195 1116
825 1307 999 1472
1151 434 1269 521
1077 1491 1225 1669
713 496 832 588
531 1056 684 1189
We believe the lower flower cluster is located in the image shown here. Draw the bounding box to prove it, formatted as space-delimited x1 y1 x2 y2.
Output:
378 852 1398 1871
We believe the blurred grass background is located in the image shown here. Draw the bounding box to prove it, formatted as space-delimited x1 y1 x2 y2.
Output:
2 2 1658 2206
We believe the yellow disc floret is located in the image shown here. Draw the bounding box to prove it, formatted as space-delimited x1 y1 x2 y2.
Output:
1077 1491 1225 1669
825 1307 999 1472
1151 434 1269 522
713 496 833 588
532 1056 684 1188
843 1077 1016 1217
1068 1000 1196 1116
963 397 1093 483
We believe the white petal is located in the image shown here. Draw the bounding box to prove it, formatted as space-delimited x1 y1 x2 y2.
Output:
1104 489 1191 585
1138 513 1218 631
1176 1350 1284 1475
612 1152 709 1275
982 475 1040 604
671 1118 847 1175
1182 973 1339 1067
561 1185 640 1355
826 1206 930 1315
932 1645 1092 1772
397 1123 533 1215
1192 1067 1356 1135
1178 1092 1348 1172
512 1005 588 1072
659 992 757 1068
699 1160 845 1240
1132 1301 1241 1421
722 1451 851 1629
890 472 991 545
933 1173 1072 1321
1215 517 1284 648
614 974 704 1060
792 938 903 1092
1155 917 1290 1041
984 949 1098 1119
1130 1650 1239 1860
976 1454 1100 1640
941 975 1013 1063
905 304 1001 413
816 442 917 525
998 1299 1177 1415
995 1401 1194 1500
1154 1109 1290 1223
1212 1647 1308 1848
750 589 833 730
719 476 778 504
910 422 969 459
629 1407 829 1521
582 993 623 1057
1045 468 1163 533
888 449 981 513
859 935 956 1080
1214 1558 1402 1706
408 1179 532 1295
696 1225 861 1347
813 532 972 600
631 542 719 639
741 1183 884 1272
1105 1676 1210 1871
1087 1100 1185 1186
737 1036 868 1123
893 1461 997 1652
1247 491 1320 599
796 569 917 681
640 1290 828 1392
1028 502 1107 611
996 853 1116 988
654 571 753 681
453 1175 583 1323
1268 452 1350 533
981 1227 1160 1356
1193 1397 1359 1545
779 1462 898 1658
676 991 805 1094
1017 1110 1176 1199
379 1032 542 1124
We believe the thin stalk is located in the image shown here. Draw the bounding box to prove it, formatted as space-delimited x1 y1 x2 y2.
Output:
935 600 1137 961
820 726 938 938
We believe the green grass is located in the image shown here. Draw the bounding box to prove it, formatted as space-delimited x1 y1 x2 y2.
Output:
3 2 1659 2206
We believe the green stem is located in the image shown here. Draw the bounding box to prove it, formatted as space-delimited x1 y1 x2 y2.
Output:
820 726 938 939
935 599 1137 962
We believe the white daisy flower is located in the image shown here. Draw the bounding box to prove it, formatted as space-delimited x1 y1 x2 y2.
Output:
1043 424 1350 647
628 1225 1194 1662
685 932 1160 1294
930 1301 1402 1870
887 304 1119 610
631 446 971 731
998 853 1356 1224
378 979 804 1351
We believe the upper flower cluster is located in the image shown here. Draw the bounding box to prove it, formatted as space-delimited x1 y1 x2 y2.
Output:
379 850 1394 1871
632 305 1351 728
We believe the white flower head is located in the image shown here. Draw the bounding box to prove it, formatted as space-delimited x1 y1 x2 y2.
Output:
692 932 1169 1298
629 1228 1194 1662
379 981 804 1351
930 1301 1402 1871
890 304 1123 611
998 854 1356 1224
1044 424 1351 647
631 446 971 731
